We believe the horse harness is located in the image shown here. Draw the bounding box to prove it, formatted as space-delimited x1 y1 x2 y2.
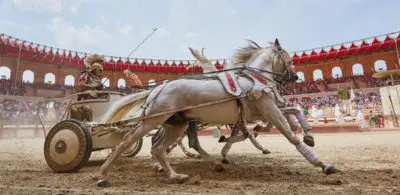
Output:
91 54 292 137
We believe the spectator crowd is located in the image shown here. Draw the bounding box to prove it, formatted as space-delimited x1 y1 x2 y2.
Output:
0 99 37 124
286 92 381 110
0 79 26 96
0 98 69 125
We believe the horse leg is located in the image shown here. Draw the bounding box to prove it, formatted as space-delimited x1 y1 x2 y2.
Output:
152 133 193 172
163 130 201 159
221 125 243 164
97 115 171 187
257 99 339 175
150 127 167 172
178 138 201 158
253 121 274 137
185 121 224 171
285 115 300 134
293 109 315 147
151 126 199 173
235 121 270 154
190 136 225 172
166 143 178 153
170 125 201 158
281 107 315 147
151 123 190 183
248 134 271 154
151 153 164 172
290 108 314 147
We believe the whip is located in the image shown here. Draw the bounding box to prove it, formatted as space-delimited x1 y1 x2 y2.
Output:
101 28 158 87
126 28 158 59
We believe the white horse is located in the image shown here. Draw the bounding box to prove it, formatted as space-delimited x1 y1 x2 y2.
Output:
97 39 339 186
149 47 274 170
187 47 314 147
170 48 315 164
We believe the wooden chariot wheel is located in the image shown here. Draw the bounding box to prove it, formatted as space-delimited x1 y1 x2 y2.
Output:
43 119 92 172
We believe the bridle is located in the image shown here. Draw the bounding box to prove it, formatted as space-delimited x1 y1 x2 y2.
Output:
270 48 296 85
244 48 296 85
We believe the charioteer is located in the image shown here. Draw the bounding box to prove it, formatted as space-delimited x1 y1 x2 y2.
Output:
70 54 105 121
78 54 105 100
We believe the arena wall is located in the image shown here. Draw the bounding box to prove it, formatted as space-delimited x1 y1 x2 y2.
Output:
0 56 186 87
294 49 398 81
1 31 400 89
1 49 398 90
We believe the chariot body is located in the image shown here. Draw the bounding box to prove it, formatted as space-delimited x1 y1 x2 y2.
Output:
38 90 144 172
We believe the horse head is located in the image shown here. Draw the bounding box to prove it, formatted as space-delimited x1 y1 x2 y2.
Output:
232 39 298 85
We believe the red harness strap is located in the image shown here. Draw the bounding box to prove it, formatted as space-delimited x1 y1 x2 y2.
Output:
251 73 268 85
225 72 237 92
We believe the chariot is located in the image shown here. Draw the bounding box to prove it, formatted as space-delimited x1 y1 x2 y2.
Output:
38 91 144 173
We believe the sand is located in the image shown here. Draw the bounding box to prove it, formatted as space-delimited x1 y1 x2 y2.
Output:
0 131 399 195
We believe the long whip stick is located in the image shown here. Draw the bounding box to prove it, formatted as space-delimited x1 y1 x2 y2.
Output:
123 28 158 89
127 28 158 59
102 28 158 86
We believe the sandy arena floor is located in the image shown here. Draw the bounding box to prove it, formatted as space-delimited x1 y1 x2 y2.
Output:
0 131 399 195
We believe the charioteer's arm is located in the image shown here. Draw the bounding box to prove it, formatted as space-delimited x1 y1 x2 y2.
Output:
79 81 97 88
79 78 102 89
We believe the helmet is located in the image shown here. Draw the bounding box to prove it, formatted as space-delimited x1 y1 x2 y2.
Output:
84 54 105 69
91 62 103 71
91 62 104 76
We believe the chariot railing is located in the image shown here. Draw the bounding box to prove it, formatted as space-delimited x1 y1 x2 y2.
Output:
36 90 125 137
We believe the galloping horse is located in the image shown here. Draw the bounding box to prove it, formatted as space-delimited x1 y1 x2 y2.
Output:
151 47 314 170
97 39 340 186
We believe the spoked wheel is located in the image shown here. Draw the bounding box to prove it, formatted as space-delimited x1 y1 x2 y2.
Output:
44 119 92 173
121 137 143 157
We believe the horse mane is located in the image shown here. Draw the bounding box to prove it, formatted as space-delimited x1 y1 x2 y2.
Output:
232 40 265 66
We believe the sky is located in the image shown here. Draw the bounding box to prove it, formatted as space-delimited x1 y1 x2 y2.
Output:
0 0 400 83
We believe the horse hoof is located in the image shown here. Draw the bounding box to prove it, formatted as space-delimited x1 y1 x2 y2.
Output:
303 135 315 147
218 136 227 143
221 159 230 164
169 174 189 184
96 179 111 188
324 165 341 175
262 149 271 154
214 164 225 172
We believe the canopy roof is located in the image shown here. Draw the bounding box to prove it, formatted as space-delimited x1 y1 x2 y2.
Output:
291 32 400 64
